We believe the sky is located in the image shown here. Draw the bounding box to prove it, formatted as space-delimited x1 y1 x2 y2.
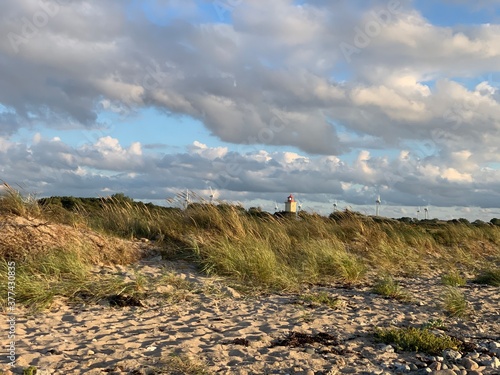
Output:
1 0 500 220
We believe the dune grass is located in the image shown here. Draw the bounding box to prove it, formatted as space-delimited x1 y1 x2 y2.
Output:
372 274 412 302
441 287 469 318
441 270 467 287
473 268 500 286
0 248 145 311
2 186 500 309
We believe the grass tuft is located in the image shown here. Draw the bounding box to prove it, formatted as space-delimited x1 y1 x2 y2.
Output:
441 270 467 287
298 291 344 309
372 274 411 301
374 326 462 355
441 287 469 318
0 183 41 218
156 353 211 374
473 268 500 286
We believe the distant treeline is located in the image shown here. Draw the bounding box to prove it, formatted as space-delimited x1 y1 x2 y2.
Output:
38 193 500 227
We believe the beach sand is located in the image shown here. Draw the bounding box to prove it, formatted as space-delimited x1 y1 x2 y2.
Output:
4 256 500 375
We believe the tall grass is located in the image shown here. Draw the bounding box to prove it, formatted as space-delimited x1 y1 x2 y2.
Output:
0 182 41 218
2 187 500 303
0 247 141 311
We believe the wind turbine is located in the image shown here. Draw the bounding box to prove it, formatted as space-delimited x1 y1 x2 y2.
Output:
274 201 279 212
333 200 338 212
184 189 191 210
424 206 429 220
416 207 421 220
296 199 303 219
209 186 215 203
375 195 381 216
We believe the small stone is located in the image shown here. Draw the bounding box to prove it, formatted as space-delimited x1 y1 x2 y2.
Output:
305 347 315 355
477 355 493 366
488 342 500 350
340 367 357 374
393 362 410 372
460 358 479 370
409 364 419 371
465 353 480 360
378 344 394 353
443 349 462 361
221 286 242 299
489 357 500 368
430 370 457 375
87 349 95 355
429 362 442 371
416 368 432 374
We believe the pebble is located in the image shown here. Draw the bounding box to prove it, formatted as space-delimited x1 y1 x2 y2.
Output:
488 342 500 350
221 286 242 299
430 362 442 371
460 358 479 370
377 344 395 353
443 349 462 361
339 367 357 374
393 362 410 372
416 368 432 374
464 353 480 360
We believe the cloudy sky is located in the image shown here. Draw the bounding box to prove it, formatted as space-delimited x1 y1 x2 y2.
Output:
1 0 500 220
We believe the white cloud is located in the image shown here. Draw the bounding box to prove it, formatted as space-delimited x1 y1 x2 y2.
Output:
189 141 228 160
1 0 500 218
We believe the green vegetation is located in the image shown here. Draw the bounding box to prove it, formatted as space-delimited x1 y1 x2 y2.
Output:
442 287 469 318
298 291 343 309
23 366 38 375
372 274 411 301
473 268 500 286
0 252 145 311
374 327 462 355
155 353 211 374
441 270 467 287
421 318 447 330
1 184 500 310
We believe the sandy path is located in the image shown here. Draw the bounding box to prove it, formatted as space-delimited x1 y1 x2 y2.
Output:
4 257 500 375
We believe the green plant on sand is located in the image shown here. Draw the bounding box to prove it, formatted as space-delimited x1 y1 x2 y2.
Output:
374 326 462 355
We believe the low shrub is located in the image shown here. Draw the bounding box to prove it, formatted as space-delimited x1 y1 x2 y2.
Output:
374 326 461 354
